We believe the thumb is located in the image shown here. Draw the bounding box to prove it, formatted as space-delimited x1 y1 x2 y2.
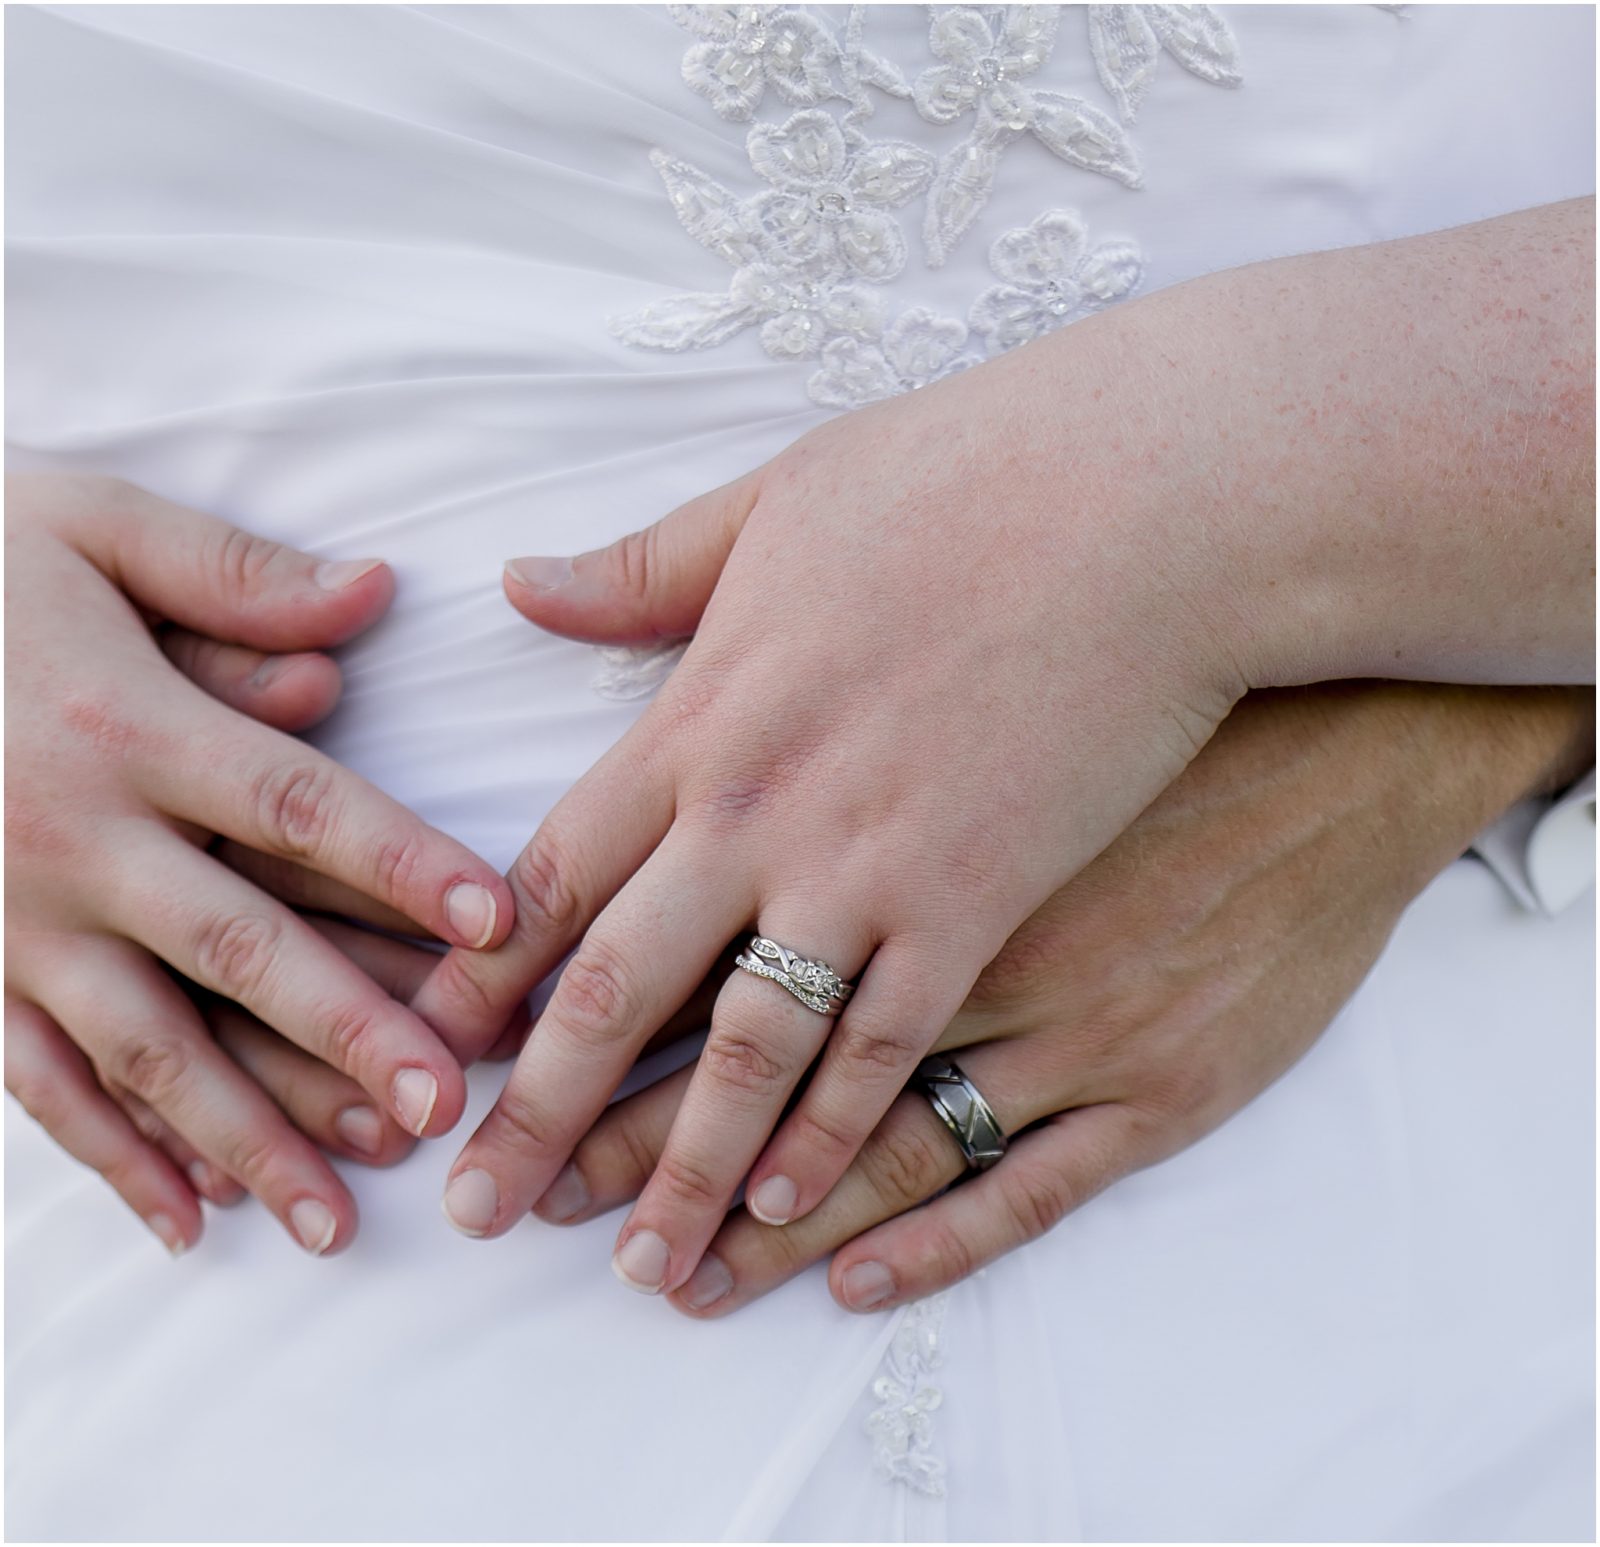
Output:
65 479 394 653
502 471 759 645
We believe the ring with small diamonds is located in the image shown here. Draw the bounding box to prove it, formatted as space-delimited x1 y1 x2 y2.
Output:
733 936 856 1017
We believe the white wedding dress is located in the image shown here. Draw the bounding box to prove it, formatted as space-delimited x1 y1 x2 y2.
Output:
6 5 1594 1540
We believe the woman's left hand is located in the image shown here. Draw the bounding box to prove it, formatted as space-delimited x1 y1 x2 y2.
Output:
516 682 1594 1314
422 202 1591 1295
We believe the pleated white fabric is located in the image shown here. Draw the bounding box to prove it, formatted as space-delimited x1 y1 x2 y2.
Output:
5 5 1594 1539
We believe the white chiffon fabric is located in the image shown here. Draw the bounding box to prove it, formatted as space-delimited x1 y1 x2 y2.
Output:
5 5 1595 1540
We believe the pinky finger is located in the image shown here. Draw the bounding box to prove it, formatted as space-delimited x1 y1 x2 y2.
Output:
827 1104 1132 1313
4 999 202 1255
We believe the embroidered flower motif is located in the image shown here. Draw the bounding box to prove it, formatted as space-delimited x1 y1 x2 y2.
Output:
671 4 841 120
809 307 977 407
913 5 1140 266
612 111 931 356
1087 4 1242 123
669 4 911 122
616 254 884 357
866 1293 951 1497
969 210 1143 352
747 109 934 280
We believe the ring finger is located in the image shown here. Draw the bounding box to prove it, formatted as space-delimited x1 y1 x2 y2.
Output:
609 910 875 1296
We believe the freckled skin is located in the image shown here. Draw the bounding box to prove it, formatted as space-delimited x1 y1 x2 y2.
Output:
443 199 1594 1290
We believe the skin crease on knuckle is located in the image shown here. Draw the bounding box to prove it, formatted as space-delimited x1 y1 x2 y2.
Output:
188 911 283 1003
509 831 582 940
251 760 339 859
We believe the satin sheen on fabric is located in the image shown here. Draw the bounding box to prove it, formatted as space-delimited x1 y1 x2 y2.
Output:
5 5 1595 1540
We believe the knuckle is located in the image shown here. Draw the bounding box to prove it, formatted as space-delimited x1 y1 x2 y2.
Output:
112 1033 192 1107
493 1081 558 1158
919 1215 977 1284
251 760 340 857
701 1023 788 1101
836 1016 927 1078
651 1148 722 1209
510 831 581 938
369 827 428 904
210 525 282 602
862 1118 949 1208
784 1104 860 1163
1002 1170 1073 1241
216 1128 278 1191
189 910 283 1000
609 527 657 606
430 952 504 1030
553 942 637 1046
318 999 383 1074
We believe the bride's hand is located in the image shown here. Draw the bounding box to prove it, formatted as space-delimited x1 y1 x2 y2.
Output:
5 474 514 1253
425 202 1590 1296
523 684 1595 1314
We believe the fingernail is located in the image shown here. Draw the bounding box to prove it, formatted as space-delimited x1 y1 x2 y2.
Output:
314 557 385 591
612 1228 670 1294
441 1169 499 1237
148 1212 188 1257
841 1260 896 1312
250 656 291 690
289 1198 337 1256
538 1163 589 1223
187 1159 231 1200
392 1068 438 1136
680 1253 734 1311
748 1174 797 1226
504 556 573 592
444 882 498 949
334 1105 385 1158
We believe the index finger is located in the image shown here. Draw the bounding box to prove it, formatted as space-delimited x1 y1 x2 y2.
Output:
135 687 514 952
412 728 675 1060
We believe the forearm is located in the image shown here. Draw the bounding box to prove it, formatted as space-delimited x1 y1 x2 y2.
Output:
1045 198 1594 692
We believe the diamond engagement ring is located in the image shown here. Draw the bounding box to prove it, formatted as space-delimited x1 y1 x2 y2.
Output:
912 1054 1007 1173
733 936 856 1016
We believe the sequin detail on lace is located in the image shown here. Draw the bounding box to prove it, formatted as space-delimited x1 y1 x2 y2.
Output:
867 1291 952 1497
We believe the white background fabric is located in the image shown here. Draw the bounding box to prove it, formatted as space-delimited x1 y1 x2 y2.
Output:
5 5 1594 1539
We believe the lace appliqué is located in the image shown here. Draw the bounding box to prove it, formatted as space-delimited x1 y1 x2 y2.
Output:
670 4 909 122
867 1291 952 1497
1087 4 1242 123
915 6 1140 265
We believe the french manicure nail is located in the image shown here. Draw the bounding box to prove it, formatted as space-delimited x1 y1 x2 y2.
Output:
148 1212 187 1257
504 556 574 592
289 1198 337 1256
442 1169 499 1236
749 1174 797 1226
444 882 498 949
612 1228 670 1294
314 557 385 591
680 1253 734 1312
334 1105 385 1158
841 1260 896 1312
538 1163 589 1223
392 1068 438 1136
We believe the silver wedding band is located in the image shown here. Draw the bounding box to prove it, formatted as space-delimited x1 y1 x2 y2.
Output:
733 936 856 1016
913 1054 1007 1173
